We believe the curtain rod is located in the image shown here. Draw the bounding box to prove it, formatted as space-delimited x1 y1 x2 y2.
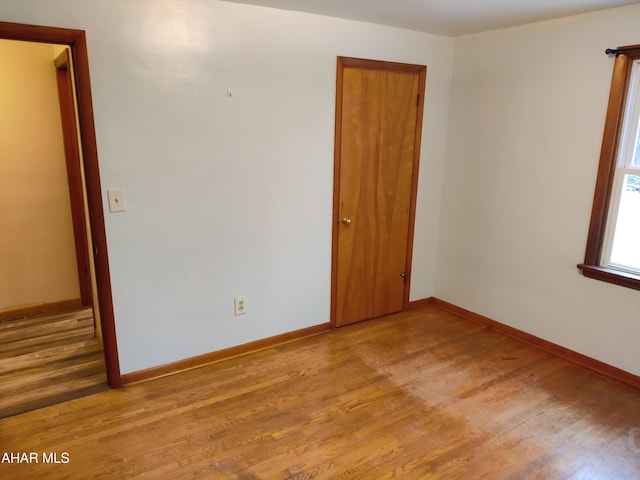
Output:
606 45 640 56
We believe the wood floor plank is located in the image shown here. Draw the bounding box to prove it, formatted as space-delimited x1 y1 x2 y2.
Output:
0 307 107 419
0 308 93 338
0 306 638 479
0 337 102 372
0 329 96 356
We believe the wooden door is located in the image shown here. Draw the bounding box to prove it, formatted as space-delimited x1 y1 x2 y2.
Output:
332 57 426 327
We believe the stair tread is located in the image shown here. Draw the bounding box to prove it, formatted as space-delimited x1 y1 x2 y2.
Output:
0 307 106 419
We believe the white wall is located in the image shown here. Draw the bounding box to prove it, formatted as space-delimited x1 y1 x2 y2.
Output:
0 0 454 374
438 5 640 376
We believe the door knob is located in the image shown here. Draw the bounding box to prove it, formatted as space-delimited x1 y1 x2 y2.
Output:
342 217 352 226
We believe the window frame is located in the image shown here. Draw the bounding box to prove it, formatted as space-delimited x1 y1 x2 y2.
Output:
578 44 640 290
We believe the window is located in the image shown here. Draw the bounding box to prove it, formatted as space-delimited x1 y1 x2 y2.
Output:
579 45 640 290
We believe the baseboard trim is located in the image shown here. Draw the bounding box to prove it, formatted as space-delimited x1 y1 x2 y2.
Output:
407 297 436 311
121 298 639 390
431 298 640 390
0 299 84 323
121 322 333 385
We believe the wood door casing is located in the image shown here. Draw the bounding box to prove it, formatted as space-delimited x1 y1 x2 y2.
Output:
55 49 93 307
332 57 426 327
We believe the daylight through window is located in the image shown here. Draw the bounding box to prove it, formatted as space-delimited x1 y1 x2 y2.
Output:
579 45 640 290
602 59 640 274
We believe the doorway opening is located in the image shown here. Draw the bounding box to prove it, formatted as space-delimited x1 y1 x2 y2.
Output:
0 22 120 417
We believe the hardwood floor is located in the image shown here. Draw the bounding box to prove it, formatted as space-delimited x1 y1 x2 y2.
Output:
1 306 639 479
0 307 107 419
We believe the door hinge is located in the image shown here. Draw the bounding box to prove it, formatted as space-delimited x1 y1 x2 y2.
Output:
401 272 410 284
416 94 420 107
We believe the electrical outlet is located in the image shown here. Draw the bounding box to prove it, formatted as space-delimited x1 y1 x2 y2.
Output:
234 295 247 315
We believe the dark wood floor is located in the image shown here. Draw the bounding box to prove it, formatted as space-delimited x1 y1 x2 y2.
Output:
0 307 108 418
0 306 639 479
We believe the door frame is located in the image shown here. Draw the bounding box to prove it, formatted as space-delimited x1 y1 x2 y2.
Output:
54 48 93 307
0 21 121 388
331 56 426 328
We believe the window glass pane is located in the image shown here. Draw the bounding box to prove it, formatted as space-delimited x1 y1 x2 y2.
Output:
609 174 640 272
627 61 640 168
634 125 640 167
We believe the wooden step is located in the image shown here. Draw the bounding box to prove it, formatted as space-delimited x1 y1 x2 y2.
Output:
0 307 93 343
2 350 105 393
0 306 107 419
0 335 102 368
0 382 109 418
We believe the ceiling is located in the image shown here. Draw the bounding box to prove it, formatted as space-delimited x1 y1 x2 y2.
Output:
221 0 639 36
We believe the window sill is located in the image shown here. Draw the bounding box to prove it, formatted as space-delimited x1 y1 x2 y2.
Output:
577 264 640 291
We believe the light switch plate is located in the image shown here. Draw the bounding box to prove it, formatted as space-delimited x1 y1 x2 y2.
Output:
107 188 126 212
